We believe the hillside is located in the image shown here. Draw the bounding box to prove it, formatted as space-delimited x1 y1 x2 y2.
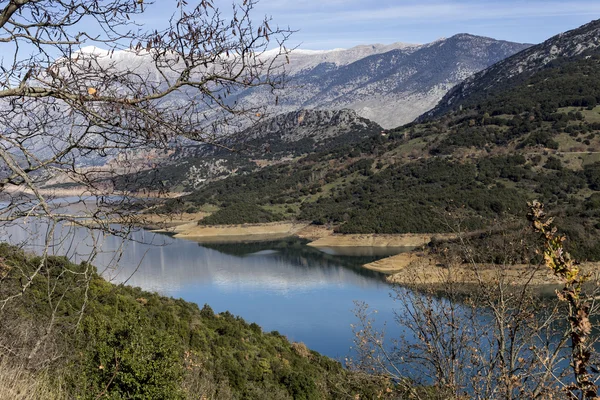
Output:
0 243 410 399
27 34 527 171
164 20 600 262
422 18 600 119
107 109 382 192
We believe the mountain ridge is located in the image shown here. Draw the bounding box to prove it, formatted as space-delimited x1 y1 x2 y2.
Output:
421 18 600 120
243 33 531 128
74 33 529 130
165 19 600 262
104 108 382 192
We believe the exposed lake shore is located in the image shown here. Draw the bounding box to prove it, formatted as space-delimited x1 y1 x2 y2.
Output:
144 214 451 248
77 212 598 289
161 221 310 243
373 250 600 288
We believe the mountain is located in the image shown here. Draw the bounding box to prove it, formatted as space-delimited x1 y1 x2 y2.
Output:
215 109 383 156
422 19 600 119
106 109 382 192
25 34 526 171
243 34 531 128
165 19 600 262
75 35 529 131
259 42 422 74
19 35 524 172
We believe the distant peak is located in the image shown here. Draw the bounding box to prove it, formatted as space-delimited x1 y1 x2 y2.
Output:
446 33 494 41
264 42 421 58
292 48 346 55
76 45 110 56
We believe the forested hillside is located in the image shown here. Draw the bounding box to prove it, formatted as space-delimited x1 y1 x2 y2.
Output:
0 244 406 399
423 18 600 119
166 46 600 261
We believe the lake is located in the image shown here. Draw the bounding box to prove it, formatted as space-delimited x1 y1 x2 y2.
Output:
4 214 596 394
1 220 406 360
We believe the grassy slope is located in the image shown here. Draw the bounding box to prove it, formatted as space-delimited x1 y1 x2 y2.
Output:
0 243 408 399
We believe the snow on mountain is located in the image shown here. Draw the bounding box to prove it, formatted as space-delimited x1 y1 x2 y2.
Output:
65 35 529 130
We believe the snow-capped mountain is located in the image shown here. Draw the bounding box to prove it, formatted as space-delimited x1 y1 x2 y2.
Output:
74 35 530 130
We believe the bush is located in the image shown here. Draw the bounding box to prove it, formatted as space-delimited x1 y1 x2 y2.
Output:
199 203 284 225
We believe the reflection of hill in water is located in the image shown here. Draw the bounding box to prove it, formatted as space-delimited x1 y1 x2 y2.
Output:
1 221 391 295
200 239 387 280
102 235 391 295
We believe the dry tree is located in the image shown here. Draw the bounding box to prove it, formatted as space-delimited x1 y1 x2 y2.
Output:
0 0 291 367
350 204 600 399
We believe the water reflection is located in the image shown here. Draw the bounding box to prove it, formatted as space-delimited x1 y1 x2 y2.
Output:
0 220 399 358
315 245 417 257
2 217 588 384
200 239 389 280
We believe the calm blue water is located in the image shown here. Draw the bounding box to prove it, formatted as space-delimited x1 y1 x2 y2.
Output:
1 221 405 360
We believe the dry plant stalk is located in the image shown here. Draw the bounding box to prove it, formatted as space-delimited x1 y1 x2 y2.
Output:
528 200 599 399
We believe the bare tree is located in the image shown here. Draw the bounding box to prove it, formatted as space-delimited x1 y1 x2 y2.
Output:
0 0 291 367
350 208 600 399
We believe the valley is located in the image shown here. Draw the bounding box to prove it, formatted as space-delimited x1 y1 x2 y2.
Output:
30 18 600 288
125 18 600 289
4 5 600 397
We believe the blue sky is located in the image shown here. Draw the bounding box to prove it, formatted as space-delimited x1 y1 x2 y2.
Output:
137 1 600 50
245 0 600 49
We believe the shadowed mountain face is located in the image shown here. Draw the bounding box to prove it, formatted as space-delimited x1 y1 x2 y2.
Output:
239 34 530 128
422 19 600 120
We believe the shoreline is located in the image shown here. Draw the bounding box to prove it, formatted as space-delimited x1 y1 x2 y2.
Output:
69 212 600 290
161 221 310 243
376 250 600 289
144 214 453 248
4 184 185 199
308 233 457 248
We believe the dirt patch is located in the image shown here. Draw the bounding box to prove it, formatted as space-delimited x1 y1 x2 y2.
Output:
384 251 600 288
169 222 309 243
295 225 334 241
364 252 430 273
308 233 457 248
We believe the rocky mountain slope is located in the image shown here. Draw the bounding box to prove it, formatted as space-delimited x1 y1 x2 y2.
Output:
422 18 600 119
243 35 530 128
75 35 529 131
23 35 526 171
205 109 383 157
110 109 382 191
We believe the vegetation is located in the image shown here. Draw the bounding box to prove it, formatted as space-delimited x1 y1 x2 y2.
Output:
198 203 285 225
351 202 600 399
529 201 598 398
0 243 403 399
168 51 600 262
